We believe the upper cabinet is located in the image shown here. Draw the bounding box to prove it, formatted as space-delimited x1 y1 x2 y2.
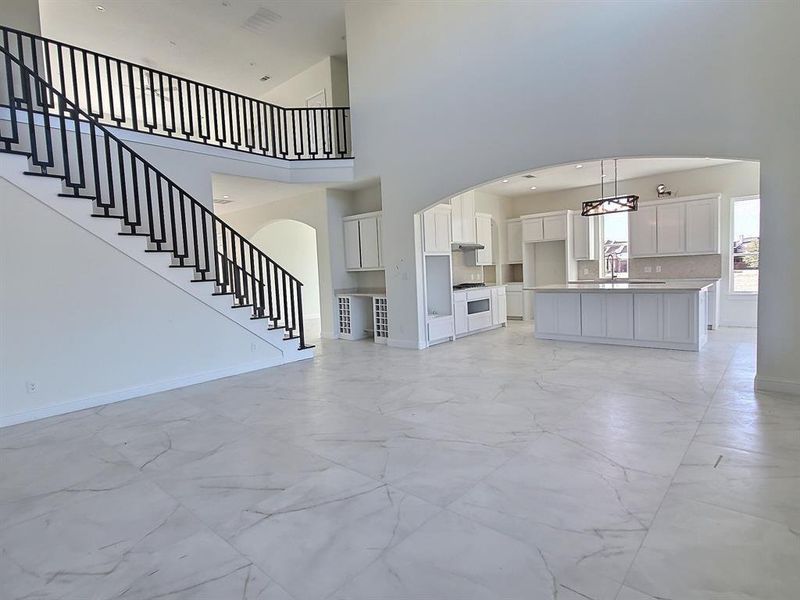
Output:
343 211 384 271
451 191 476 244
506 219 523 263
475 213 493 265
570 212 596 260
629 195 720 258
422 204 452 254
521 211 567 243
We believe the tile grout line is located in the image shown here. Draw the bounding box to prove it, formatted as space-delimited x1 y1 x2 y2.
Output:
612 336 742 599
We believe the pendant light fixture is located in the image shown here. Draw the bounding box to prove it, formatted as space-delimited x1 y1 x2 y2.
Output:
581 159 639 216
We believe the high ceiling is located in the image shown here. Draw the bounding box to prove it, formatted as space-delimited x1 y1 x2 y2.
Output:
212 174 322 215
39 0 347 99
478 158 739 198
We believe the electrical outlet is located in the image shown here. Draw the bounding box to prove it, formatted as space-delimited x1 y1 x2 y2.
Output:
582 267 589 275
656 265 662 273
644 266 652 273
25 381 38 394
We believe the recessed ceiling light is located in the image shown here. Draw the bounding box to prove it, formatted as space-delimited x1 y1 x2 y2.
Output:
530 186 537 190
222 195 229 199
575 164 583 169
95 5 105 11
704 157 711 160
502 179 509 183
601 174 607 178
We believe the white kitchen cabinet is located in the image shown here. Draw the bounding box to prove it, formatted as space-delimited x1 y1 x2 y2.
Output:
685 198 719 254
359 216 381 268
571 212 595 260
506 284 523 318
491 286 507 326
475 213 493 265
454 292 468 335
343 220 362 270
522 217 544 242
506 219 523 263
629 205 658 257
605 293 634 339
580 293 606 337
422 205 452 254
663 292 695 343
657 203 686 254
535 292 580 335
451 192 476 244
343 212 384 271
543 215 567 241
427 315 454 344
634 293 663 341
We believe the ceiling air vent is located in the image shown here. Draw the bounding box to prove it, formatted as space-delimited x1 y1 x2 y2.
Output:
259 74 271 82
213 198 233 205
523 174 536 179
242 7 282 35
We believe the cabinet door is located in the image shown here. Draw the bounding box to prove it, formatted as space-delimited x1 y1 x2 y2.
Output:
685 198 718 254
606 293 634 339
344 220 361 270
629 205 658 256
543 215 567 241
491 288 500 325
522 217 544 242
498 289 507 323
506 291 523 317
454 300 468 335
422 209 437 253
571 213 593 260
450 195 463 242
580 293 606 337
435 209 452 252
634 293 663 341
377 217 384 267
359 217 381 268
507 220 523 263
657 203 686 254
556 293 582 335
476 215 493 265
534 292 558 334
461 192 476 243
663 293 695 343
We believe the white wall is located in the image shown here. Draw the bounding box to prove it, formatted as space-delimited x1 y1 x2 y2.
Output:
264 57 334 107
506 161 759 326
0 178 282 426
344 1 800 393
250 219 321 336
4 0 41 33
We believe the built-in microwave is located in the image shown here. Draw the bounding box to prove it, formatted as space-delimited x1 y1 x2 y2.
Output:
467 298 490 315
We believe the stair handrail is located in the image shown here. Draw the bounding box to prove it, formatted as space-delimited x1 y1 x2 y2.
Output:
0 41 309 349
0 24 352 161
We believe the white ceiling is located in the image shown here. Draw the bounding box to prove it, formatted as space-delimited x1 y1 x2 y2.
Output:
39 0 347 98
211 173 378 215
212 174 322 214
478 158 739 198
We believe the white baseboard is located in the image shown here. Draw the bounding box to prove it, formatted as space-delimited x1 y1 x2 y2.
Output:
388 338 426 350
0 358 283 429
754 375 800 396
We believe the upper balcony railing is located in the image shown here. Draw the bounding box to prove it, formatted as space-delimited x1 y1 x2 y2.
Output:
0 25 352 161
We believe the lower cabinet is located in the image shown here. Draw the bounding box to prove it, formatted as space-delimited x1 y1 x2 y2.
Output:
454 293 468 335
534 292 581 336
605 293 634 339
491 287 507 326
634 294 664 341
427 315 454 343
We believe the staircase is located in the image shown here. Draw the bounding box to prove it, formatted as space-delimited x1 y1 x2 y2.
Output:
0 27 326 359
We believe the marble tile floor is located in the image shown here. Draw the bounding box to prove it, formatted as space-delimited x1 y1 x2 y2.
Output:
2 322 799 599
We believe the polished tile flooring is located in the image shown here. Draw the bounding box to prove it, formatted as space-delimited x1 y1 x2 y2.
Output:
2 322 799 599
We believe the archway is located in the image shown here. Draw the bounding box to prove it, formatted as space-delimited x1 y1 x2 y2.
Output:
250 220 322 342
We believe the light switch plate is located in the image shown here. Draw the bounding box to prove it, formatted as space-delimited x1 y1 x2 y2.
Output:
644 266 652 273
656 265 662 273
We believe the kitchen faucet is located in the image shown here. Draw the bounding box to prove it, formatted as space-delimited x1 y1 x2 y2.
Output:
609 259 618 280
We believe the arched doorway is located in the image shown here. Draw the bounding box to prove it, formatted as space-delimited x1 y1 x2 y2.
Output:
250 220 322 342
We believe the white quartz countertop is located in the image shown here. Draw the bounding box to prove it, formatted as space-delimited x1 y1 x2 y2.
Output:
533 280 716 292
335 288 387 297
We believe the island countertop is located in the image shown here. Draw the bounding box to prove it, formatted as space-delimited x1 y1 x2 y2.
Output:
533 280 716 292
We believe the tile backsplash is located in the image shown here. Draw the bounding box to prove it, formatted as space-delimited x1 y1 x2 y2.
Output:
576 260 600 280
451 251 483 284
629 254 723 279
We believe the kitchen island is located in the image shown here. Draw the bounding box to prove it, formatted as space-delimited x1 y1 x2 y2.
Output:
533 281 714 351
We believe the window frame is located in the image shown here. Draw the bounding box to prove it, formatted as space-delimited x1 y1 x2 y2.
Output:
599 211 630 279
729 195 760 296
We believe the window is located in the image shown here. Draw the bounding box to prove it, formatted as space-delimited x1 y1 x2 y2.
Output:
601 212 629 278
731 196 760 293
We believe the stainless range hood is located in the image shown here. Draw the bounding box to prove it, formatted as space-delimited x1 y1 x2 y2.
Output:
451 242 485 252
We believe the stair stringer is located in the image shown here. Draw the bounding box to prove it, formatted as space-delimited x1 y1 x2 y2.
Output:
0 153 313 363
